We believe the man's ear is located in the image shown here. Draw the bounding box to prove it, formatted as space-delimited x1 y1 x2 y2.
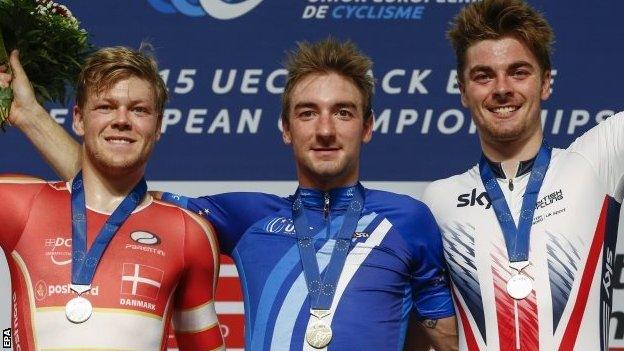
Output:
282 116 292 145
362 113 373 144
72 105 85 137
458 79 468 108
540 70 552 101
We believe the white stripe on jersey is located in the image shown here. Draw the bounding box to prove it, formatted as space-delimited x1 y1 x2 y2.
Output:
34 309 166 350
269 212 380 350
173 300 218 333
301 218 393 351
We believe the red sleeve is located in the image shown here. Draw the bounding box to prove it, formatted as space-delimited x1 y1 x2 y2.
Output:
172 210 224 350
0 174 45 253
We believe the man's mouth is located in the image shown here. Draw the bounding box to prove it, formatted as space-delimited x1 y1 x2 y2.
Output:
488 105 520 117
104 136 135 144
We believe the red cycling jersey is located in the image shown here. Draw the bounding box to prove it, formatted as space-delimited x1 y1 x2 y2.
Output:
0 175 224 351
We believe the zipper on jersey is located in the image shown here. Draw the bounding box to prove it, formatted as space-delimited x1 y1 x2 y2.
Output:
323 192 330 218
323 192 331 239
508 178 514 191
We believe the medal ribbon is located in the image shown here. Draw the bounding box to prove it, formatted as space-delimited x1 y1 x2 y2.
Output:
71 171 147 285
478 143 551 262
292 184 364 310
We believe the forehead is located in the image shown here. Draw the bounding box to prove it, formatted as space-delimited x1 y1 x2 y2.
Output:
464 36 540 71
87 76 154 104
290 72 362 108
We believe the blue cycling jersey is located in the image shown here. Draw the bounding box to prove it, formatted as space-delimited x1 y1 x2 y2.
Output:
163 184 454 350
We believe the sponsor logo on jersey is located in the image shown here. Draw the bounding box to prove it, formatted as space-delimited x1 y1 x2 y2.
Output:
125 243 167 257
121 263 163 300
147 0 263 20
130 231 161 245
2 328 11 348
39 283 100 299
35 280 47 301
119 298 157 311
457 188 491 209
44 237 72 266
352 232 370 239
127 231 166 256
12 292 20 350
265 217 295 235
535 189 563 209
603 247 615 299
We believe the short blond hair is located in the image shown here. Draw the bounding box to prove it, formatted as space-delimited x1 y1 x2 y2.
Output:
447 0 554 81
281 37 374 124
75 45 168 118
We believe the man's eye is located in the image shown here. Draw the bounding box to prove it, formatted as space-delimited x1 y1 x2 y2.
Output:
512 70 530 78
299 110 314 118
132 107 150 115
473 74 491 83
336 109 353 119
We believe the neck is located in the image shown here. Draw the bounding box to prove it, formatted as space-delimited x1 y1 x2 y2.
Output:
79 159 146 213
297 171 358 192
481 130 543 178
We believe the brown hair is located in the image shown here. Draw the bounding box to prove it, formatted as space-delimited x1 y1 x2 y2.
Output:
75 44 168 118
447 0 554 81
281 37 374 124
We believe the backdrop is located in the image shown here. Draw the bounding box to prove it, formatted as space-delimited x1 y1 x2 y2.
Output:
1 0 623 350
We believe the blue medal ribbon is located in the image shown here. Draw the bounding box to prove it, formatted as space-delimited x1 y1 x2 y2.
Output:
292 184 364 310
479 143 551 263
71 171 147 285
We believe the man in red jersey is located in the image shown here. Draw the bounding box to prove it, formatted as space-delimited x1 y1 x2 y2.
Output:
0 47 224 350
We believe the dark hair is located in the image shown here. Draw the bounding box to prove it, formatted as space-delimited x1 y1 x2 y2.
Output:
447 0 554 81
281 37 374 124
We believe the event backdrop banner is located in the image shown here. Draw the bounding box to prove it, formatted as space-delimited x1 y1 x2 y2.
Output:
0 0 623 350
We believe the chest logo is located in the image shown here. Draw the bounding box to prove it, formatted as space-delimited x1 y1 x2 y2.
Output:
130 231 161 245
265 217 295 234
457 189 491 209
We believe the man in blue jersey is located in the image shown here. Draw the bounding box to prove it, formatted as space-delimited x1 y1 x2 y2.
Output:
4 38 458 350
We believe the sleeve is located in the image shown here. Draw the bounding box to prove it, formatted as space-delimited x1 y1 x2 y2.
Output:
0 174 44 253
568 112 624 200
405 200 455 320
161 192 284 255
172 211 224 351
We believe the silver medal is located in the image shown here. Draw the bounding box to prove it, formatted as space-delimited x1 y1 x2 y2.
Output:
306 320 333 349
65 296 93 323
506 273 533 300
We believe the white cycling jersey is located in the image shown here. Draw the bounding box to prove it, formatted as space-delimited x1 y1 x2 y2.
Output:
423 112 624 351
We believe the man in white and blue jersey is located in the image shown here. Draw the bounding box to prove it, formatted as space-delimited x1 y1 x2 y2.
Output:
421 1 623 350
7 38 458 350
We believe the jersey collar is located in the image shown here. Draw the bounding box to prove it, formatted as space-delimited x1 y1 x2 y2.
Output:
295 183 361 211
485 155 537 179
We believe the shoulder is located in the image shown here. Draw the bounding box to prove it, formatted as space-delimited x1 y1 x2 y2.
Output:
0 173 47 184
0 173 64 198
422 167 476 204
365 188 429 215
364 188 438 235
154 200 219 251
152 198 214 229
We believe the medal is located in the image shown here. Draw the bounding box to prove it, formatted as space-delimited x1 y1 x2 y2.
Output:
68 171 147 323
506 273 533 300
65 296 93 323
293 185 365 349
306 320 333 349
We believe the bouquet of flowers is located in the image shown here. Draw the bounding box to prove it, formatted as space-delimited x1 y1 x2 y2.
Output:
0 0 91 130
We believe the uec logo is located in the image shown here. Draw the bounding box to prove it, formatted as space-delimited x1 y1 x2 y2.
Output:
148 0 263 19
